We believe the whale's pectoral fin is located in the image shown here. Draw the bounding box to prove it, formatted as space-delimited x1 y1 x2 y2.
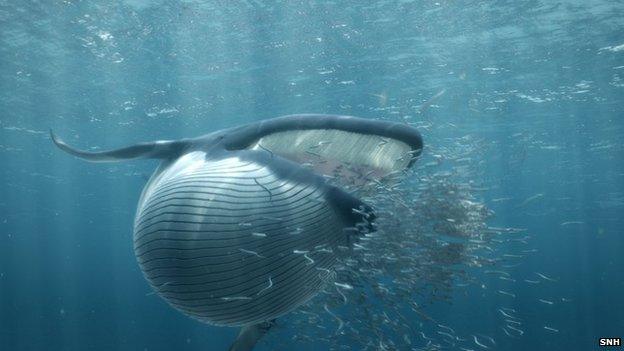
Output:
228 320 275 351
50 130 189 162
225 114 423 187
326 184 376 238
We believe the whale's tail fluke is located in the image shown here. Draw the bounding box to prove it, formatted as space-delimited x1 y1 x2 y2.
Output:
50 130 189 162
228 320 275 351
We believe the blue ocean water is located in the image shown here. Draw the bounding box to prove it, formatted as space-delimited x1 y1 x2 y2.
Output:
1 1 623 350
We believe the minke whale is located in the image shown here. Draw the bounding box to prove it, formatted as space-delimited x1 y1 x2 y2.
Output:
51 114 423 350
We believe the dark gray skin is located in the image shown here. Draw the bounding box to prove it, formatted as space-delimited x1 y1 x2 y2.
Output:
228 321 275 351
51 114 423 351
51 114 423 164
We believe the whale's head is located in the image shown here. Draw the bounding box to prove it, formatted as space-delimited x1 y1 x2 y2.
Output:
50 114 423 330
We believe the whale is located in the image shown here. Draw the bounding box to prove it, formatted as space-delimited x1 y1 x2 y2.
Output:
51 114 423 350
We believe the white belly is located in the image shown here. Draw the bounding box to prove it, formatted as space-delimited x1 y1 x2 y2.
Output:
133 152 340 326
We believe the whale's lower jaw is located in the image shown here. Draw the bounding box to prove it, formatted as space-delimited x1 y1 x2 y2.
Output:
133 155 341 326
